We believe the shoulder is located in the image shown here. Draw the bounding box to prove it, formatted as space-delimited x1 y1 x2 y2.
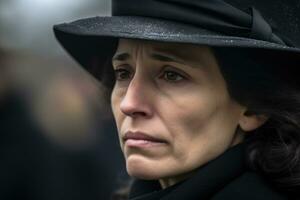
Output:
211 172 288 200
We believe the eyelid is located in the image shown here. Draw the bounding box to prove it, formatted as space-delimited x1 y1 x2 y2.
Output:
114 68 133 82
113 63 133 70
161 65 190 79
113 63 134 78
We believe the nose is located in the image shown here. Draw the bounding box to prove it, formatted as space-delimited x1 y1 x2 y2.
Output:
120 77 153 118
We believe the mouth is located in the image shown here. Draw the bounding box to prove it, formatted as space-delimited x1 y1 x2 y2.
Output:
123 131 167 148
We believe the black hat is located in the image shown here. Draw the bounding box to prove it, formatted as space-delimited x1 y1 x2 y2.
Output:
53 0 300 80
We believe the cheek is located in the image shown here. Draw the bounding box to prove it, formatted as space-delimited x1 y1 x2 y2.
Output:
157 92 215 156
111 88 127 150
110 89 118 116
162 91 217 136
111 88 127 147
160 90 241 167
111 88 123 124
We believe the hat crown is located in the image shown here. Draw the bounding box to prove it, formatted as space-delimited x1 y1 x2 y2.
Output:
112 0 300 47
226 0 300 47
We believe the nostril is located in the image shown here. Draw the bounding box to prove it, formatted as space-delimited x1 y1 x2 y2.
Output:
120 102 148 117
120 95 152 118
131 111 147 117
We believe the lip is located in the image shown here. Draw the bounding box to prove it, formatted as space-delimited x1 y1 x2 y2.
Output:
123 131 167 148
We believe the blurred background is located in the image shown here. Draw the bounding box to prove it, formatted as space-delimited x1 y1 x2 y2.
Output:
0 0 128 199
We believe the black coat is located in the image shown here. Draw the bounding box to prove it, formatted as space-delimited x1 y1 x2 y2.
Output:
128 143 288 200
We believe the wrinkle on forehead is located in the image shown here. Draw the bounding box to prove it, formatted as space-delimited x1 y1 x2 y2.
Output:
119 39 210 58
117 38 214 65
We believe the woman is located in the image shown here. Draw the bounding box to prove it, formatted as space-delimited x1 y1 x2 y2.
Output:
53 0 300 199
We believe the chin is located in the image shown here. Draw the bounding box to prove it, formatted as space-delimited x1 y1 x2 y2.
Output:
126 156 164 180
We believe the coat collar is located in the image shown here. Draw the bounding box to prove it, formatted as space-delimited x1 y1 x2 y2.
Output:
129 143 246 200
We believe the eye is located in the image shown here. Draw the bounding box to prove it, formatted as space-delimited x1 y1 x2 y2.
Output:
114 68 132 81
161 70 185 82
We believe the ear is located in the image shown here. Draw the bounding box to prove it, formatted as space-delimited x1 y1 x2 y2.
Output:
238 111 269 132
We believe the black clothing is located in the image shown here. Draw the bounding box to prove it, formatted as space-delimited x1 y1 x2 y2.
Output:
128 144 287 200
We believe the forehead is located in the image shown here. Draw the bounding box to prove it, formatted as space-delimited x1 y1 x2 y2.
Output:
115 38 213 63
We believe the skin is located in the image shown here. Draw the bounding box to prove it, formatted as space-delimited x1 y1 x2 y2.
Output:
111 38 266 189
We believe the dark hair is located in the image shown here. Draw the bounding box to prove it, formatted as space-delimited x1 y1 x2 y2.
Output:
213 47 300 196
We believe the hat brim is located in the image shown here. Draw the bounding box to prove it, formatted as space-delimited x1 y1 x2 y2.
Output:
53 16 300 80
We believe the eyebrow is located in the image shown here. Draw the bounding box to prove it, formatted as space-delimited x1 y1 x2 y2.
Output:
112 53 130 61
112 52 186 65
150 53 186 64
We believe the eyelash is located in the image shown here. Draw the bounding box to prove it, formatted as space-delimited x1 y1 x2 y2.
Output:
113 66 186 83
159 70 185 82
114 68 132 81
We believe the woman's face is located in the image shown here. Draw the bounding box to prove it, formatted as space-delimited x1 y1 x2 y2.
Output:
111 39 246 184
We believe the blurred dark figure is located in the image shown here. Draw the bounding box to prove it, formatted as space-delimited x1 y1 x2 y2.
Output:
0 48 127 200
